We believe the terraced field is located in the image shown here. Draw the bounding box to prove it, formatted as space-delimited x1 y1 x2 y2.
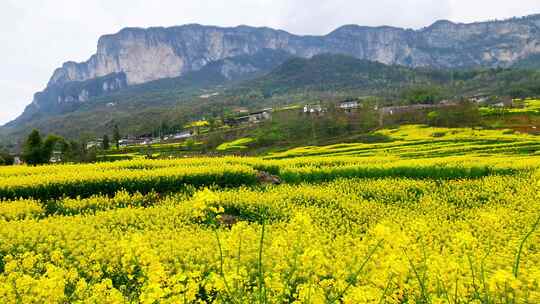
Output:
1 125 540 303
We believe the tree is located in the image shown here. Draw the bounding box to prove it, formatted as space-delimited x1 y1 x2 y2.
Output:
64 140 81 163
184 138 196 151
22 129 45 165
102 135 110 150
205 132 225 149
21 130 70 165
427 111 441 126
113 125 121 149
254 124 284 147
0 150 14 166
62 140 96 163
42 134 65 163
402 86 444 104
160 121 170 138
208 117 219 131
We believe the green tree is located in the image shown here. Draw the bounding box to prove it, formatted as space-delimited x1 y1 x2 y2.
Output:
62 140 96 163
208 117 220 131
22 129 45 165
357 103 380 131
64 140 81 162
102 135 110 150
42 135 65 162
427 111 441 126
206 132 225 149
184 138 196 151
160 121 170 138
0 150 14 166
113 125 121 149
254 124 284 146
402 86 444 104
21 131 71 165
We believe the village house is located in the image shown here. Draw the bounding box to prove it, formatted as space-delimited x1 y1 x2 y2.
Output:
303 104 324 114
469 94 490 104
338 100 359 110
86 139 103 150
491 97 514 108
149 138 161 145
439 100 459 106
224 116 248 126
172 131 193 140
13 157 23 165
247 108 272 123
379 104 439 116
119 138 139 148
232 107 249 114
225 108 272 126
49 150 64 163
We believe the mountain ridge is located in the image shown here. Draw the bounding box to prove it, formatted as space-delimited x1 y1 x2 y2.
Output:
45 13 540 88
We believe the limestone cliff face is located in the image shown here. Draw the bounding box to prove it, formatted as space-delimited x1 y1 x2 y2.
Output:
48 25 294 86
47 15 540 89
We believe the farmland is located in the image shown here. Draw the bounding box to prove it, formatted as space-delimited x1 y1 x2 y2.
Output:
1 126 540 303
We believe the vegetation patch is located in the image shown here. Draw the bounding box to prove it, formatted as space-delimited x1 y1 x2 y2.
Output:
216 137 254 151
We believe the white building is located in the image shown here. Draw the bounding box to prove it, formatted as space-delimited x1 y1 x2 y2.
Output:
248 108 272 123
339 100 359 110
86 140 103 149
173 131 193 140
303 104 323 113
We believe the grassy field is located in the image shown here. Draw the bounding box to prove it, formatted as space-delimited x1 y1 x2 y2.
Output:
1 125 540 303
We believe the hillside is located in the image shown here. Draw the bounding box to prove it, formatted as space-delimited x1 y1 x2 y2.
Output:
0 55 446 145
230 54 540 101
4 53 540 149
238 54 416 94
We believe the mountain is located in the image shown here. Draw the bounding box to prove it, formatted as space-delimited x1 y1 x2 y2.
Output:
4 14 540 145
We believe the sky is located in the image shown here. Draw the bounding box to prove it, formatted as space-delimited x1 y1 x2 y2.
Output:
1 0 540 125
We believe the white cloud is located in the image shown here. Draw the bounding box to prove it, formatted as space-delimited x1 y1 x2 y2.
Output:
0 0 539 125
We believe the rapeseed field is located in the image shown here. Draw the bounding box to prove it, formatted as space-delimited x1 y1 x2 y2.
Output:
0 126 539 303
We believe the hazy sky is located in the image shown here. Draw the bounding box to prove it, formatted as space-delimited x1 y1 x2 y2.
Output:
1 0 539 125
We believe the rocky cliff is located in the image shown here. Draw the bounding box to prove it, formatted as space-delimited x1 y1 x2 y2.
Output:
8 14 540 127
47 14 540 88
